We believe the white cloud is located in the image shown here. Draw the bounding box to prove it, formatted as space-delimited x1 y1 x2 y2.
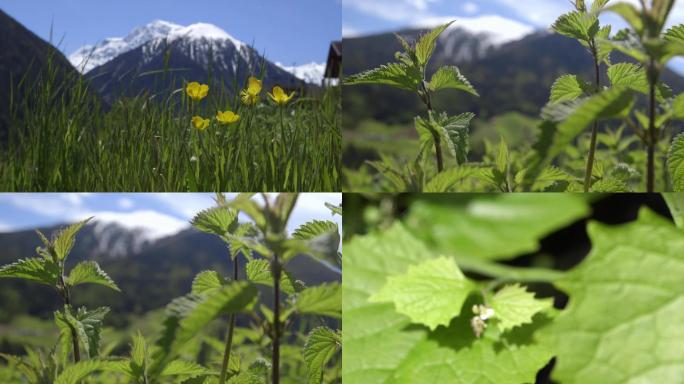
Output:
415 15 535 44
343 25 361 38
117 198 134 209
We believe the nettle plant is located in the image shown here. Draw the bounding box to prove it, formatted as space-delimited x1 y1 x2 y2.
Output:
345 21 480 192
524 0 684 192
343 193 684 384
0 194 342 384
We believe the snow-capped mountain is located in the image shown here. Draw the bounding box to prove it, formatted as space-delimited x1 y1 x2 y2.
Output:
276 62 326 85
69 20 250 74
76 20 307 102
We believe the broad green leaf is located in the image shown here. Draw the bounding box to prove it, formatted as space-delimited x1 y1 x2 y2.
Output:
524 86 634 189
296 283 341 318
668 133 684 191
490 284 553 333
293 220 338 240
369 256 473 330
228 223 260 260
191 206 238 236
423 166 480 192
160 360 209 378
550 74 589 103
303 327 341 384
245 259 298 295
415 21 454 66
428 66 478 96
405 194 590 261
344 63 420 92
552 11 599 41
545 209 684 384
55 359 114 384
672 92 684 119
150 282 258 377
343 224 553 384
67 261 120 292
53 218 92 261
130 331 147 373
191 270 226 295
0 257 60 286
293 220 341 264
441 112 475 165
665 24 684 44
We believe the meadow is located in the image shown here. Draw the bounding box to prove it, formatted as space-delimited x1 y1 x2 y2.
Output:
0 56 340 192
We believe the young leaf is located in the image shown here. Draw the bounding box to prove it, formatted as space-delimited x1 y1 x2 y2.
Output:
293 220 338 241
544 209 684 383
296 282 341 318
667 133 684 191
344 224 552 384
303 327 341 384
423 166 480 192
74 306 110 359
0 257 60 286
245 259 299 295
227 359 270 384
54 359 112 384
550 74 589 103
53 217 93 262
191 270 226 295
369 256 473 330
415 21 454 66
228 222 260 260
67 261 120 292
191 206 238 236
428 66 478 96
552 11 599 41
344 63 420 92
490 284 553 333
225 193 266 231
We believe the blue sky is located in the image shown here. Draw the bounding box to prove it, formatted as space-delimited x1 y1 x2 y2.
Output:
0 193 342 241
0 0 341 65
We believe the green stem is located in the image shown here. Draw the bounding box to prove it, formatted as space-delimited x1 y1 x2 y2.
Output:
647 60 658 193
271 254 281 384
457 257 564 283
584 47 601 192
219 256 239 383
59 274 80 363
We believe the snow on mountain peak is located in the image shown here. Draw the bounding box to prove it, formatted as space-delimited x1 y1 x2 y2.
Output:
276 62 326 85
68 20 246 73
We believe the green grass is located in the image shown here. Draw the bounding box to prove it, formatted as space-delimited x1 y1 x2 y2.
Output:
1 58 340 192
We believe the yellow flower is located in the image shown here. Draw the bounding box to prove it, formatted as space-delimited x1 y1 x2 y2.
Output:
216 110 240 124
191 116 210 131
186 82 209 101
268 86 295 105
240 76 262 105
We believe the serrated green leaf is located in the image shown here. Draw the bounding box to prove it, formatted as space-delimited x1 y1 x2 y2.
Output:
324 202 342 216
370 256 473 330
292 220 341 264
130 331 147 373
160 359 209 378
490 284 553 333
54 359 114 384
668 133 684 191
553 11 599 41
72 306 110 359
245 259 298 295
343 224 553 384
150 282 258 378
293 220 338 240
423 166 480 192
303 327 341 384
191 206 238 236
545 208 684 383
344 63 420 92
296 283 341 318
428 66 478 96
191 270 226 295
225 194 266 231
0 257 60 286
67 261 120 292
53 218 92 262
227 359 269 384
415 21 453 66
406 194 590 261
550 75 589 103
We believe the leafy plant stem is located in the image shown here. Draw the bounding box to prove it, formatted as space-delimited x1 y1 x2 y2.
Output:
271 253 282 384
59 268 81 363
584 47 601 192
422 85 444 173
218 256 239 384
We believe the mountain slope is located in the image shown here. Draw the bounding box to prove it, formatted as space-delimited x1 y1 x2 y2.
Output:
0 222 340 324
72 21 308 102
0 8 82 143
343 27 684 127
